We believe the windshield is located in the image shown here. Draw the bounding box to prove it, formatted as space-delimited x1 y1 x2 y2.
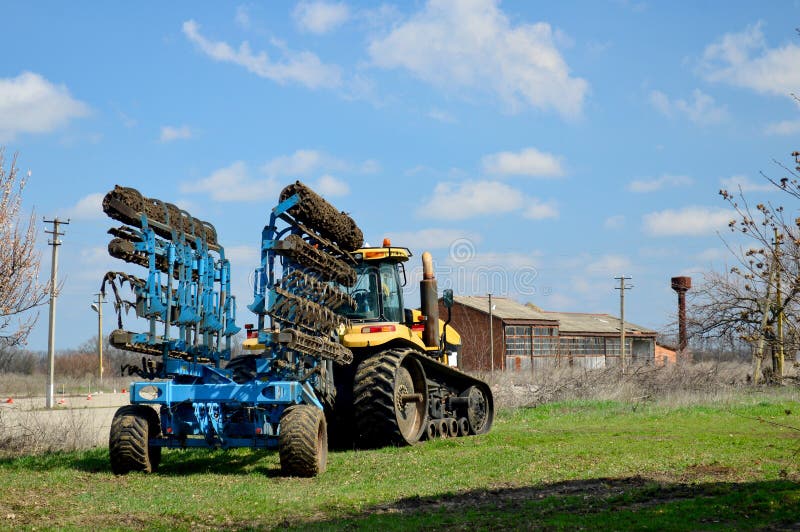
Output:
340 262 404 322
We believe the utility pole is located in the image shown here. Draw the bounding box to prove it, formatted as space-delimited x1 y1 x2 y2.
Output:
488 293 494 373
44 217 69 409
91 293 104 386
615 276 632 374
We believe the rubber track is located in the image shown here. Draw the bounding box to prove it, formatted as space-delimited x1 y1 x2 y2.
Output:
352 347 420 447
103 185 218 246
280 181 363 252
277 234 357 286
109 405 161 474
279 405 327 477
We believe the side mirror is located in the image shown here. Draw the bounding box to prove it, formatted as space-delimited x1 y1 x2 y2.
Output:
442 289 454 309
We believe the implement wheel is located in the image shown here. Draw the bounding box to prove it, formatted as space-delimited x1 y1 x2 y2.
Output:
279 405 328 477
462 386 493 435
353 347 428 447
109 405 162 475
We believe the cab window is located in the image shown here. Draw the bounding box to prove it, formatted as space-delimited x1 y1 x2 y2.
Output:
380 263 403 323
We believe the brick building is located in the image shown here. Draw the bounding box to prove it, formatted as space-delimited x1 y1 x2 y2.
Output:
440 295 656 372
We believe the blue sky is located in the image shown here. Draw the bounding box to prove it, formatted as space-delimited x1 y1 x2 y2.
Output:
3 0 800 351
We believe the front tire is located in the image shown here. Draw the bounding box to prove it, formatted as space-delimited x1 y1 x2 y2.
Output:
279 405 328 477
109 405 162 475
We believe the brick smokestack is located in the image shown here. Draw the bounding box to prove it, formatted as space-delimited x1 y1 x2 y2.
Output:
671 276 691 354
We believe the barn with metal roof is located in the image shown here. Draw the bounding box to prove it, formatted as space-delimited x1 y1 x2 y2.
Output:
439 296 656 372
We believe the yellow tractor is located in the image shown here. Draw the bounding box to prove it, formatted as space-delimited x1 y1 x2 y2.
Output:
327 239 494 447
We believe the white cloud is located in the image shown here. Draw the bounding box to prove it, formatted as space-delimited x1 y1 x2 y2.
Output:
0 72 89 141
181 161 280 202
261 149 377 177
642 206 735 236
225 244 260 267
418 180 524 220
696 247 727 262
314 174 350 196
585 254 632 276
385 228 482 250
482 147 565 178
627 174 693 193
604 215 625 229
419 180 558 221
235 5 252 30
159 125 193 142
182 19 342 89
261 149 334 177
699 22 800 98
62 193 104 220
764 119 800 135
293 1 350 34
428 108 457 123
649 89 727 125
719 175 774 193
523 199 559 220
367 0 588 117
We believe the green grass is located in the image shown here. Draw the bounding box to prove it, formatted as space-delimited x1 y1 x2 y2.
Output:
0 393 798 530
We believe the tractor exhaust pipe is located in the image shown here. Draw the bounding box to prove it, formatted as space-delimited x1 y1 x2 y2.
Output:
420 252 439 348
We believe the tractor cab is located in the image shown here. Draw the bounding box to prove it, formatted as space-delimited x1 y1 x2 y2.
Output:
339 240 411 324
337 239 460 359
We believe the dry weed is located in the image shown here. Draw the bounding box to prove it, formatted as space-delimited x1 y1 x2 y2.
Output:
0 406 96 456
484 361 800 409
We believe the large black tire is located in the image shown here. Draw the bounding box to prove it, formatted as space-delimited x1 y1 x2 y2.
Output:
109 405 162 475
225 354 258 383
279 405 328 477
353 347 428 448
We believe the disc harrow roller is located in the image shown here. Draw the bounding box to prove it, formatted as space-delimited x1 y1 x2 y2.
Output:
279 181 363 252
103 185 218 248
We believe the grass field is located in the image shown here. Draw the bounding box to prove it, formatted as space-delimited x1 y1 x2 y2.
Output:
0 387 798 531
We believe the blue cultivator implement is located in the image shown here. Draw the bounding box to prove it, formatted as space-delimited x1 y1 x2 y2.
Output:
103 183 358 476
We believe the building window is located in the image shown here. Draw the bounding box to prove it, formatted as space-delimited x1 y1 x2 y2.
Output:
559 336 605 356
533 327 559 357
604 338 633 357
504 326 531 356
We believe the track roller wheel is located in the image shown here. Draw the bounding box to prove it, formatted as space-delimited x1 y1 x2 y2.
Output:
109 405 162 475
353 347 428 447
446 418 458 437
462 385 493 435
425 421 437 440
436 419 449 438
279 405 327 477
457 417 470 437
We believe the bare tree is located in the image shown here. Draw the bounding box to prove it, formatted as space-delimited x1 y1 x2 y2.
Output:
689 151 800 382
0 148 48 349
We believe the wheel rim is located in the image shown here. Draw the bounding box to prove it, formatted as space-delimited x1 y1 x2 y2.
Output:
394 365 426 441
467 386 489 434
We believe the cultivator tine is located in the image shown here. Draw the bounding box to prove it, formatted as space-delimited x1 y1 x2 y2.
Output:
273 328 354 365
268 286 350 333
279 271 356 311
274 234 357 286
